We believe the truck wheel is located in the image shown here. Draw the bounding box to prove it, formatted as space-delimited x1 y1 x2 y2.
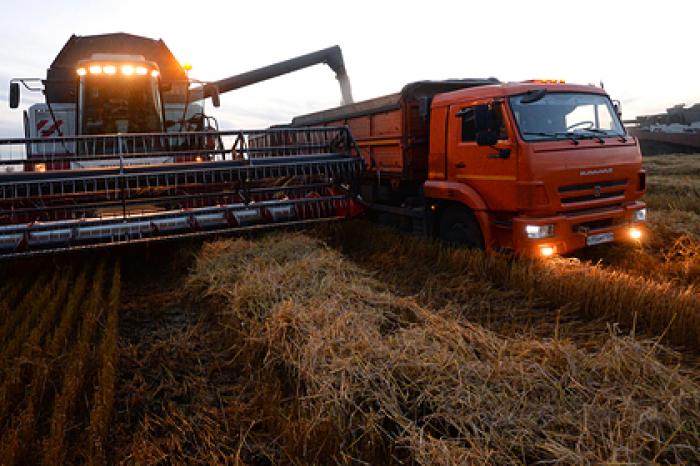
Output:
439 206 484 249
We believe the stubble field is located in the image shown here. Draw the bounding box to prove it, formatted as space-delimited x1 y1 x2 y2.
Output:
0 154 698 465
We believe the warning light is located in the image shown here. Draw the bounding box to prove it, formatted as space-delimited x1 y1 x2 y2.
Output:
182 63 193 71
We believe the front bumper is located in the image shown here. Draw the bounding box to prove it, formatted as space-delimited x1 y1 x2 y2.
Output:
512 201 647 256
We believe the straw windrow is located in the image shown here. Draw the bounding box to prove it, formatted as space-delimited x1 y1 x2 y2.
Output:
188 233 700 464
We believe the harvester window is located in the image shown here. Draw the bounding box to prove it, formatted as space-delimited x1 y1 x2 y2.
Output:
81 76 163 135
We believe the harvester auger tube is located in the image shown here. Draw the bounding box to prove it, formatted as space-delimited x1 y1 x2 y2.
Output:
206 46 354 105
0 127 364 259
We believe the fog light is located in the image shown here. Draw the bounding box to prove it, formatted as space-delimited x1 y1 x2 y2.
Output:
539 245 555 257
633 208 647 222
35 163 46 172
629 227 642 240
525 224 555 239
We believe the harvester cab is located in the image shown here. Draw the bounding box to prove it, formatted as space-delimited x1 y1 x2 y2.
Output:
75 55 166 135
1 33 363 258
10 34 222 169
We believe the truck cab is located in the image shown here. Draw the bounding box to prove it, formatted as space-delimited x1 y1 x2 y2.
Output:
426 81 646 256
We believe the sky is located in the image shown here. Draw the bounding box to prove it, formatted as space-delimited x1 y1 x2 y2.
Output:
0 0 698 137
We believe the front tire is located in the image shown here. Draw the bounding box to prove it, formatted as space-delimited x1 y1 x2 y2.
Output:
438 205 484 250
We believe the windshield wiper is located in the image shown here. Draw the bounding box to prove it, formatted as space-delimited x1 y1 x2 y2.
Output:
523 131 581 145
577 128 627 143
574 128 608 143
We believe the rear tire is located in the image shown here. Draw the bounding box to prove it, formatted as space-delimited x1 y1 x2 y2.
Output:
438 205 484 250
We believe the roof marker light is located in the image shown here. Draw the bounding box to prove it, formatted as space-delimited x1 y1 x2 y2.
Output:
528 79 566 84
135 66 148 75
103 65 117 75
89 65 102 74
150 69 160 78
76 67 87 76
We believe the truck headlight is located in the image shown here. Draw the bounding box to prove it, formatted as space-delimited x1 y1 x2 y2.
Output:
633 208 646 222
525 224 554 239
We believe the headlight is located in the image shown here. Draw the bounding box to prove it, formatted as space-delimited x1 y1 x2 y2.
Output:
525 224 555 239
633 208 646 222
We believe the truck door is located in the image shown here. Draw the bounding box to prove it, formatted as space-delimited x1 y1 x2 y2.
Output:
447 101 517 211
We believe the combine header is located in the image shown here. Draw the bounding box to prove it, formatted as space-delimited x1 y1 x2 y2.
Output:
2 33 363 258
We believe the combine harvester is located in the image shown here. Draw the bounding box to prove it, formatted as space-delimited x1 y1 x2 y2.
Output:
0 33 363 258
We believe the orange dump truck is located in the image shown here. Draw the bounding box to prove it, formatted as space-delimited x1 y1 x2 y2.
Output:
290 79 647 256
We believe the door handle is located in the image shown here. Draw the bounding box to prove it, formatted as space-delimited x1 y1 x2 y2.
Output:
455 162 466 168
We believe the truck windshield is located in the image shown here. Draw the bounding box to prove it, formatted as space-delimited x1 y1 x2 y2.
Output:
509 92 624 141
81 76 163 135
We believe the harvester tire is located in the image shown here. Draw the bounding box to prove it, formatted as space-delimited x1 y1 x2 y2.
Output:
439 205 484 250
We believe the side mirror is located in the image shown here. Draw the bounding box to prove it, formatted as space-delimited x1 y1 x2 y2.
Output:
9 82 19 108
474 103 499 146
